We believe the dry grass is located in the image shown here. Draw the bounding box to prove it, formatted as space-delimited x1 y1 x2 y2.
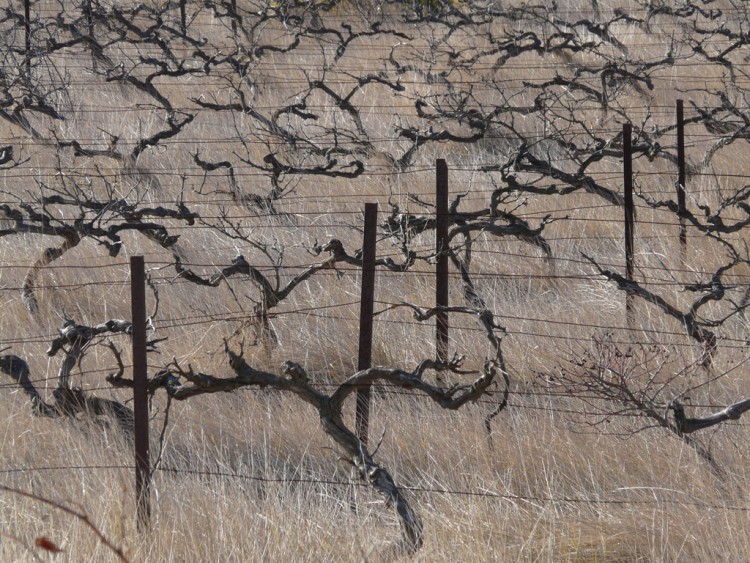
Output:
3 0 750 560
4 388 750 560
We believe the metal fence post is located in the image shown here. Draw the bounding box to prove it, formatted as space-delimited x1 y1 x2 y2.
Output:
623 124 635 324
436 159 449 362
25 0 31 75
677 99 687 252
355 203 378 447
131 256 151 532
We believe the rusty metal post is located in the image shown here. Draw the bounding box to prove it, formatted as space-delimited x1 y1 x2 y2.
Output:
85 0 97 71
131 256 151 531
623 124 635 324
355 203 377 447
24 0 31 75
86 0 93 33
677 99 687 252
180 0 186 34
436 159 449 362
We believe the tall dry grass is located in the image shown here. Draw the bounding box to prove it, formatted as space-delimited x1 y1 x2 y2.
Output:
2 0 750 560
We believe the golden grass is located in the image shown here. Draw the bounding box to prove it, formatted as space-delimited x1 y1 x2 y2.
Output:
3 0 750 559
5 388 750 560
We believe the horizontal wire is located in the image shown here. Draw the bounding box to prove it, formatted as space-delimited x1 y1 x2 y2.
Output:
2 462 746 511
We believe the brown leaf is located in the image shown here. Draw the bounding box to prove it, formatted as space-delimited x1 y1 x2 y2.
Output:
35 536 63 554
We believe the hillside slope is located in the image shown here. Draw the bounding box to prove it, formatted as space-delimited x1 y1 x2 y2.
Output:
2 0 750 559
